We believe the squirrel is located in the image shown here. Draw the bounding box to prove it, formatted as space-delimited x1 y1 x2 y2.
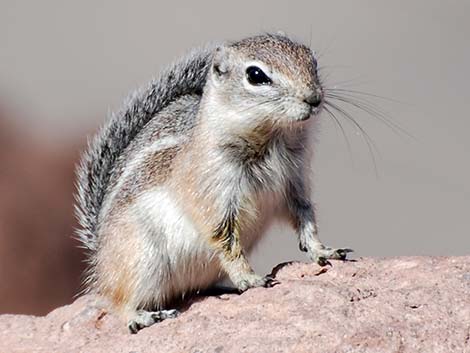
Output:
75 33 353 333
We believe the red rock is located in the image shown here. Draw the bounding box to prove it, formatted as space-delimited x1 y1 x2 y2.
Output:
0 257 469 353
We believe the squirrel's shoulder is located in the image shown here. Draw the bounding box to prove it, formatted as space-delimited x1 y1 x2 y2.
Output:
124 93 201 148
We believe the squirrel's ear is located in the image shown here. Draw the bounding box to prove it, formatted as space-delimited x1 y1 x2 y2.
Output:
212 46 230 83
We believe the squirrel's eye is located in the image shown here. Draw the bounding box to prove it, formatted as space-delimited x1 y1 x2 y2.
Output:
246 66 272 86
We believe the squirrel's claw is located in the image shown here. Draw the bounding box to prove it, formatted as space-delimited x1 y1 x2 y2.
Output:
310 247 354 266
262 275 280 288
128 309 179 334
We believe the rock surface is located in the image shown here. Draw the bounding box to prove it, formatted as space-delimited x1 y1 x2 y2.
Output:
0 257 469 353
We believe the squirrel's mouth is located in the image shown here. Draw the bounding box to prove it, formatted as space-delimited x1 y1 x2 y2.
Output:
297 103 323 121
310 104 323 117
298 113 312 122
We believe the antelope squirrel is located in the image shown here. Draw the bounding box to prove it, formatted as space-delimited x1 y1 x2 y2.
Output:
75 33 353 333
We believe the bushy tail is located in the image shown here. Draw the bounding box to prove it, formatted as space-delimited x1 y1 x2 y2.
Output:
74 44 216 252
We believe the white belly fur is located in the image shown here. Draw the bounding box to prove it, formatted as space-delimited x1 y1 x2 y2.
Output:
132 187 222 305
131 186 280 306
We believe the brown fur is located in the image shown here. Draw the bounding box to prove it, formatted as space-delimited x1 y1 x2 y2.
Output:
231 34 317 88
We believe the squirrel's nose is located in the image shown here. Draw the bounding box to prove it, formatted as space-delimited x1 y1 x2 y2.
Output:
304 92 322 108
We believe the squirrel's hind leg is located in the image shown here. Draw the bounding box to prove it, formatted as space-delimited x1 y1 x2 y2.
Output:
127 309 179 334
96 208 179 333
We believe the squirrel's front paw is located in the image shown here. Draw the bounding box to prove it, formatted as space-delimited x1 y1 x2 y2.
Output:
308 246 354 266
235 273 279 292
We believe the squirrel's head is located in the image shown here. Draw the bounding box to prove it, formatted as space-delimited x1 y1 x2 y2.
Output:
205 34 323 130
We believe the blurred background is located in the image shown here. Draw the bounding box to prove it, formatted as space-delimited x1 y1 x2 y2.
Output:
1 0 469 315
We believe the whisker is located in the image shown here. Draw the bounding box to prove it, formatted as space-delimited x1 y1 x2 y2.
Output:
325 100 380 177
325 92 397 131
234 97 281 115
325 88 405 104
323 105 355 166
319 72 333 85
324 92 414 140
325 75 371 89
308 24 313 50
318 65 356 72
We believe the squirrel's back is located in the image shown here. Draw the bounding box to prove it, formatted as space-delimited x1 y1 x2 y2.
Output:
75 45 216 252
